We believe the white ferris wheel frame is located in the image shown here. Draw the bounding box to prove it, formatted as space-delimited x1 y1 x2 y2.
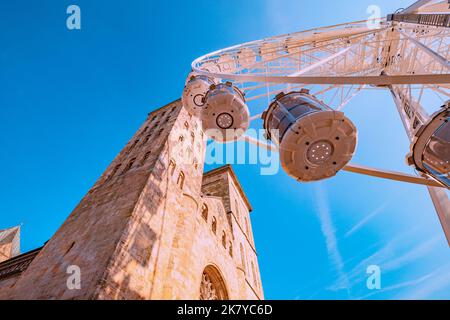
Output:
189 0 450 244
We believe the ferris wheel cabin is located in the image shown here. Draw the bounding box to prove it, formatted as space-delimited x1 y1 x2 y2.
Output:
262 90 358 182
408 101 450 188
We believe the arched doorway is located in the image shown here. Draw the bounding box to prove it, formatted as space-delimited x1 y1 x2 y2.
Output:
199 265 229 300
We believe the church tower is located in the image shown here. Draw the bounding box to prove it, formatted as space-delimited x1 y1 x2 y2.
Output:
0 100 263 300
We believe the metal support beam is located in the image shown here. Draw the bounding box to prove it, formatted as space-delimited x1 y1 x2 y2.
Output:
194 70 450 85
336 85 365 111
240 135 278 151
427 186 450 246
343 163 444 187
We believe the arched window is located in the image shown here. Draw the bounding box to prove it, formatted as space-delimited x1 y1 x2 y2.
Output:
177 171 185 189
168 160 176 176
240 243 246 270
245 217 249 236
179 135 184 142
211 217 217 234
184 121 189 130
251 261 257 287
228 242 233 257
199 265 228 300
222 232 227 248
124 158 136 173
126 140 139 155
201 204 208 221
234 199 240 220
142 134 151 145
141 151 151 165
110 164 121 178
190 132 195 143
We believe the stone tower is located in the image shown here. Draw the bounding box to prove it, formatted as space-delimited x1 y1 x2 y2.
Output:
0 100 263 300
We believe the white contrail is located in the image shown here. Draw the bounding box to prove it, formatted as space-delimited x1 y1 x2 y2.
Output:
397 264 450 300
329 231 440 293
356 269 438 300
344 202 389 238
314 183 350 296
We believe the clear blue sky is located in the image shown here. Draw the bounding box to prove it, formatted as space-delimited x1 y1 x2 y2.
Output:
1 0 449 299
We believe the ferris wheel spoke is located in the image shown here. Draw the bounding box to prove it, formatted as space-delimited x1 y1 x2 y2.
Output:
342 163 444 188
312 84 338 96
427 84 450 97
249 114 263 122
336 85 365 111
240 134 278 151
246 84 307 102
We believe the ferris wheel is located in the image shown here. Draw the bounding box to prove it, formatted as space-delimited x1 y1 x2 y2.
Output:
182 0 450 244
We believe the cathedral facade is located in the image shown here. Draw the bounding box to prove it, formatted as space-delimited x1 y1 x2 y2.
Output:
0 100 263 300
